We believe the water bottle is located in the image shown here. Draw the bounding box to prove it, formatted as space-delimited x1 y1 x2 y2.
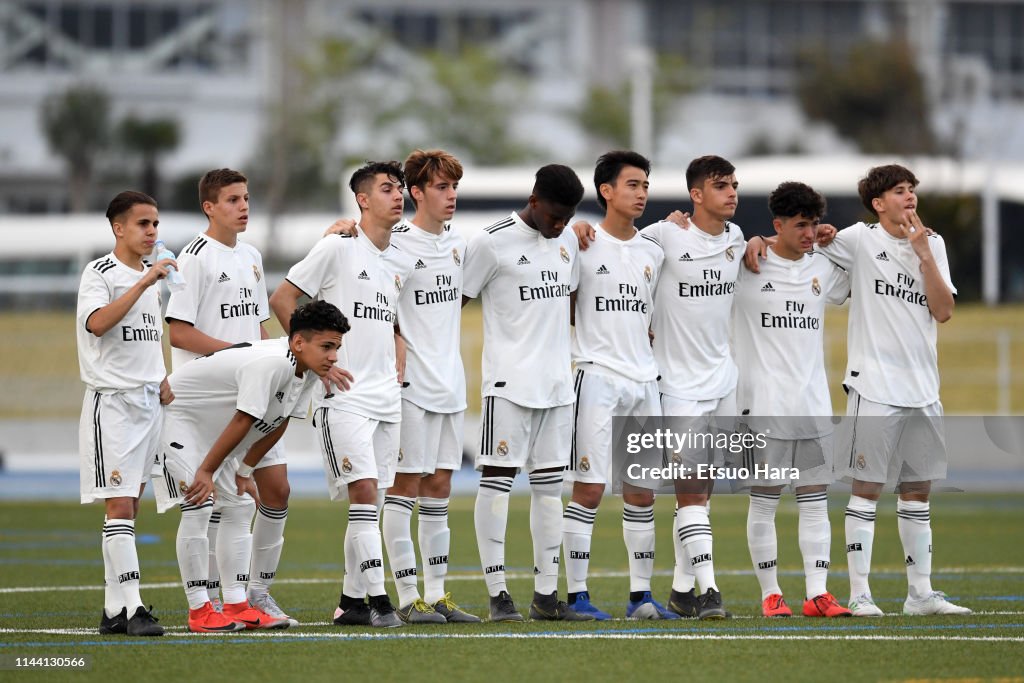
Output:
154 240 186 292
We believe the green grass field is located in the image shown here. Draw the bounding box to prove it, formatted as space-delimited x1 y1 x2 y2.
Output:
1 303 1023 419
1 494 1021 682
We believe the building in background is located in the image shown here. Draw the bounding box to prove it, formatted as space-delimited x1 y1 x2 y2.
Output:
1 0 1023 212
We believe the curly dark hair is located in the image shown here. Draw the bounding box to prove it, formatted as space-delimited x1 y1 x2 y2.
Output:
768 181 827 220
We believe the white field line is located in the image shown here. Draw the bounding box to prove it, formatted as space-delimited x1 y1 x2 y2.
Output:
0 627 1020 643
2 566 1023 595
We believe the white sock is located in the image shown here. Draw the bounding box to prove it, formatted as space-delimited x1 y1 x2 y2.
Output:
216 502 255 605
622 503 655 593
897 499 933 599
796 491 831 599
529 472 564 596
247 504 287 598
103 518 142 614
101 517 122 617
845 495 878 598
418 497 450 605
177 501 213 609
206 510 221 602
475 476 512 597
382 495 420 607
342 517 366 599
678 505 717 592
563 502 597 595
747 492 781 599
349 504 386 597
672 505 699 592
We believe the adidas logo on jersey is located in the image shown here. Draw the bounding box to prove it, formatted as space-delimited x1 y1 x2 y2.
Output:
596 264 610 275
414 259 427 270
761 282 775 292
876 251 889 261
358 270 370 280
678 252 693 262
218 272 231 283
517 255 531 265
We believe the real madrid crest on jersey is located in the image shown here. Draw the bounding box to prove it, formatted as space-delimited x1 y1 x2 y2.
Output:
179 480 188 494
811 277 822 296
643 265 652 283
497 440 509 457
252 264 262 283
560 246 570 264
855 453 866 470
109 469 122 486
394 274 402 293
397 448 404 463
452 248 461 265
579 456 591 472
725 247 735 262
341 457 353 473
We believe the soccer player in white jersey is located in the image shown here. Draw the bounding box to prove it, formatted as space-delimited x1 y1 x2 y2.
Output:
574 156 742 619
562 151 676 621
733 182 852 618
78 191 173 637
374 150 480 623
270 161 414 628
749 165 967 617
162 169 298 626
158 301 346 632
463 164 593 622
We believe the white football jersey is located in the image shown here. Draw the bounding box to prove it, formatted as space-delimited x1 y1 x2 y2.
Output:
165 233 270 370
644 219 745 401
165 338 319 457
733 248 850 438
463 212 578 409
571 224 664 381
390 220 467 414
77 253 165 391
816 222 956 407
285 229 415 422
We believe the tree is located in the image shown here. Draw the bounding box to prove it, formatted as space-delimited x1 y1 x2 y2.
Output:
577 53 694 154
796 39 939 155
39 85 112 212
118 116 181 199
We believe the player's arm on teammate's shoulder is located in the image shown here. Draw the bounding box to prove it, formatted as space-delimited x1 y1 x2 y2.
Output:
185 410 257 504
743 236 772 274
570 220 597 250
900 209 955 323
167 319 234 356
664 210 692 227
323 218 358 237
84 259 174 337
814 224 837 247
269 280 305 334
